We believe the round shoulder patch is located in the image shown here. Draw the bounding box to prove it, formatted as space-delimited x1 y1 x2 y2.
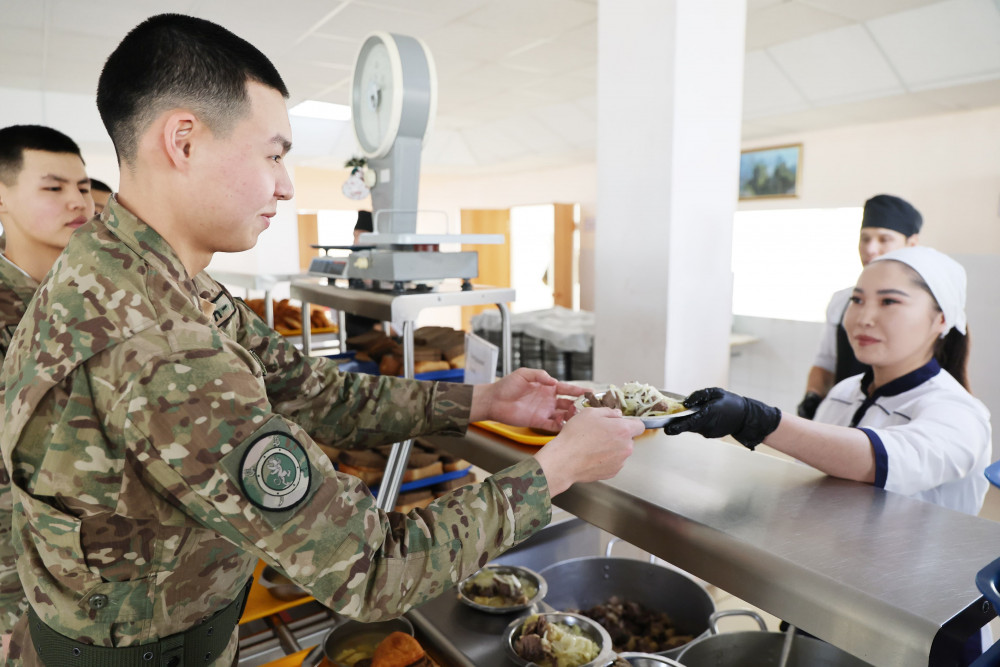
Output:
239 431 311 511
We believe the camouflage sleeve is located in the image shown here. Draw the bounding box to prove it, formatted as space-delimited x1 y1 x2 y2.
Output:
113 340 551 620
0 351 28 633
231 298 474 448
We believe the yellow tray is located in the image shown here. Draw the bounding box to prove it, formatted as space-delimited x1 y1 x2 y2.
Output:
241 560 314 624
472 421 555 446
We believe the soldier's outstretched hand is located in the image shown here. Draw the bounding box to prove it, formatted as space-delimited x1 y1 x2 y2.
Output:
469 367 587 432
533 407 643 497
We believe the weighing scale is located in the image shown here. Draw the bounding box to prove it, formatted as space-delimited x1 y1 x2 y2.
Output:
308 32 501 292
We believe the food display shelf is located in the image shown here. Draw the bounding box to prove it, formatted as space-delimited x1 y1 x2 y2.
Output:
417 427 1000 667
289 279 514 511
207 270 310 329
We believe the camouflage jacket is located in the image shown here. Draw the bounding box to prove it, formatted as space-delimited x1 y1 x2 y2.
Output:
0 200 551 665
0 250 35 634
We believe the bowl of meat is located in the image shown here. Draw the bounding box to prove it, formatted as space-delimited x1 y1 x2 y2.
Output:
457 564 547 614
574 383 693 429
504 612 615 667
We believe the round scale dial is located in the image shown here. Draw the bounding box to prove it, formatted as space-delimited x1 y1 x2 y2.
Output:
350 32 436 160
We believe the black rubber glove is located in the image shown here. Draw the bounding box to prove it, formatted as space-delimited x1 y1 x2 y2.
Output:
796 391 822 420
664 387 782 450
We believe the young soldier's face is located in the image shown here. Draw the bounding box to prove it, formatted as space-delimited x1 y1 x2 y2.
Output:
0 150 93 251
189 81 294 255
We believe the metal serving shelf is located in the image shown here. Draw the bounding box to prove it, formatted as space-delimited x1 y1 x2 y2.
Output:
417 427 1000 667
288 279 515 512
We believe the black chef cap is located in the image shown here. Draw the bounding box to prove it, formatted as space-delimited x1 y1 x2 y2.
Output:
354 210 373 233
861 194 922 237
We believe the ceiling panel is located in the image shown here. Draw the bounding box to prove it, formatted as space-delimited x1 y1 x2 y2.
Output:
799 0 944 22
768 25 905 104
0 27 45 59
421 22 540 62
0 0 997 174
912 77 1000 110
745 1 853 50
48 0 187 39
297 2 454 40
867 0 1000 89
287 33 363 66
459 0 595 42
461 124 531 164
0 2 46 29
532 101 595 148
421 128 478 167
353 0 490 23
742 50 809 117
556 21 597 52
500 40 596 76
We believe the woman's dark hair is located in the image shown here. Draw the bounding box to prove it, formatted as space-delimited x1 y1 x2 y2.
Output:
935 328 970 391
96 13 289 165
899 262 971 391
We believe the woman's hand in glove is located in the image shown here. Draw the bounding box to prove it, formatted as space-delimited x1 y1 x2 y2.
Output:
664 387 782 450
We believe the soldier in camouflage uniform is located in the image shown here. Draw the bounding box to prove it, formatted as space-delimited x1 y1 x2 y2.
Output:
0 125 95 656
0 14 643 666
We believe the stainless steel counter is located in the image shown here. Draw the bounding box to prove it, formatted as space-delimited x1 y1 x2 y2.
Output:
419 427 1000 667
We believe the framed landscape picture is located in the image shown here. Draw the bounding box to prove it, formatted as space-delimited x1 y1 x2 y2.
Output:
739 144 801 200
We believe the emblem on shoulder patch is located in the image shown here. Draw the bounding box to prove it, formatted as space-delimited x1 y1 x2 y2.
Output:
240 432 311 511
211 291 236 326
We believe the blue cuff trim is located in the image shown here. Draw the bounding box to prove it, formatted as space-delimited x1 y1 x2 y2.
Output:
860 428 888 488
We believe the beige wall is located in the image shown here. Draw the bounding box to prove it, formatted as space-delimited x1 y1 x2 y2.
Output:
289 103 1000 310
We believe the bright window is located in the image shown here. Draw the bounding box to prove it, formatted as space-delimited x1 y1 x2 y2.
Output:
731 208 863 322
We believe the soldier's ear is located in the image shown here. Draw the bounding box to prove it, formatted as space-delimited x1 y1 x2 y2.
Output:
161 111 199 169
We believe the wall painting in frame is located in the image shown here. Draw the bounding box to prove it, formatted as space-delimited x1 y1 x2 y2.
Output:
739 143 801 200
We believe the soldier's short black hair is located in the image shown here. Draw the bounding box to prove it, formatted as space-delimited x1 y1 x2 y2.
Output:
89 178 112 194
96 13 289 165
0 124 84 186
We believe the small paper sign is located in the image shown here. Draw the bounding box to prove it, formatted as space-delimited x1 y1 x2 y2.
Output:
464 332 499 385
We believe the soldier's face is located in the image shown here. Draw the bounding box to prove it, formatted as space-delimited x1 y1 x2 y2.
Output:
190 81 294 254
0 150 94 251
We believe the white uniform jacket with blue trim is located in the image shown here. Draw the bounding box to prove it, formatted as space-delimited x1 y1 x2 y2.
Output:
814 358 991 516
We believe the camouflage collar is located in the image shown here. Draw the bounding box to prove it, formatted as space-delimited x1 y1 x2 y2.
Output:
0 253 39 307
103 197 192 286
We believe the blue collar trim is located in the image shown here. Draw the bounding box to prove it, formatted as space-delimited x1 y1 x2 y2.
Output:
859 358 941 399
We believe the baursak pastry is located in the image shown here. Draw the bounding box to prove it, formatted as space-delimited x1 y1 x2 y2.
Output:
371 632 431 667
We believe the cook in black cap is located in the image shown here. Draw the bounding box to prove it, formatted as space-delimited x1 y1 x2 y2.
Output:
797 194 923 419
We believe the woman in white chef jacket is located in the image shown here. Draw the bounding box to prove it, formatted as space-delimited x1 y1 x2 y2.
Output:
669 245 990 661
668 245 991 517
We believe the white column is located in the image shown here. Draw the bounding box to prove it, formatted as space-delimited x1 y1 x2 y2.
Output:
594 0 746 393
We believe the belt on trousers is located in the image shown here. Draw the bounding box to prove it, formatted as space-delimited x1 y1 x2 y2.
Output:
28 577 253 667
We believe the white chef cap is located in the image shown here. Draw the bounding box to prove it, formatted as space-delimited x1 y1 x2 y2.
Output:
870 246 967 335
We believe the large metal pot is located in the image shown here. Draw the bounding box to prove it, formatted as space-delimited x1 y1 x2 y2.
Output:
302 617 414 667
539 542 716 660
676 610 873 667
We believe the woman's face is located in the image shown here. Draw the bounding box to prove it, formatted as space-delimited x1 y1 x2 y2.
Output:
844 260 947 382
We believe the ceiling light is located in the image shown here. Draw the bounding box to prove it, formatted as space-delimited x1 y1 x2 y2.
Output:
289 100 351 121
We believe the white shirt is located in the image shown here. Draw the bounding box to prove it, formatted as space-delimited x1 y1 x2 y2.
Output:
813 287 852 372
814 359 991 516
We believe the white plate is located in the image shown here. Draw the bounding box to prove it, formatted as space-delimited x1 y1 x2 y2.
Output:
588 390 695 430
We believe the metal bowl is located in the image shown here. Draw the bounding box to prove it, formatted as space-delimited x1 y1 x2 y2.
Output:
503 612 615 667
616 653 685 667
319 617 415 667
259 565 309 601
457 564 547 614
